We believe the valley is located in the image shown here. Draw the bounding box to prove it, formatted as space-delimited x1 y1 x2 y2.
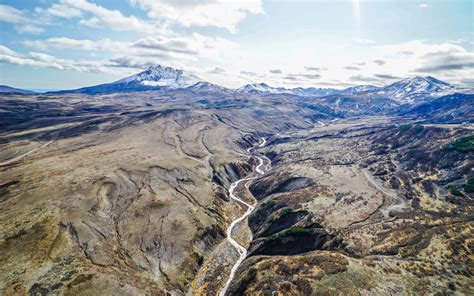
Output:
0 68 473 295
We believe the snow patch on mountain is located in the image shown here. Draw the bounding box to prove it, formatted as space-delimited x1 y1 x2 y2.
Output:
188 81 228 92
238 83 285 94
237 83 379 97
378 76 455 102
340 85 381 94
116 65 201 88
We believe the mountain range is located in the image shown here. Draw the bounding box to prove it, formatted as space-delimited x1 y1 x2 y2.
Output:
236 76 464 103
3 64 471 105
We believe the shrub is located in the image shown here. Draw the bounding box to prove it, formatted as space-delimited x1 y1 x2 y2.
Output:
273 207 293 220
267 227 313 240
67 274 94 288
399 124 412 132
414 125 424 133
448 135 474 152
263 200 276 207
449 186 464 197
463 183 474 193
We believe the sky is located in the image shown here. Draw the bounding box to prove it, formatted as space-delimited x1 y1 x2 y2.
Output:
0 0 472 90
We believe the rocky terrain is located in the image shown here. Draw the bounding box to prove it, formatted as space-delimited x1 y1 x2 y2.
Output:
0 69 473 295
228 119 473 295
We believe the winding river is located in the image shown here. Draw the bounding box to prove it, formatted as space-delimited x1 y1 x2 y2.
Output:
219 137 267 296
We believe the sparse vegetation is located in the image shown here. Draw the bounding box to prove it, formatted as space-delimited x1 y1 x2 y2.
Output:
266 227 313 240
448 135 474 152
414 125 424 133
195 252 204 266
399 124 412 131
273 207 293 220
66 274 94 289
263 200 276 207
463 178 474 193
449 186 463 197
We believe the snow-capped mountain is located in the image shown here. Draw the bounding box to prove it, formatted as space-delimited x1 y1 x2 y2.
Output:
51 65 203 94
187 81 229 92
290 87 340 97
116 65 200 88
238 83 289 94
238 83 341 97
377 76 454 102
236 77 461 102
340 85 381 94
237 83 379 97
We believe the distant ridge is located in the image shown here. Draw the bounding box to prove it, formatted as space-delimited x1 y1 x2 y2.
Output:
236 76 457 102
0 85 35 94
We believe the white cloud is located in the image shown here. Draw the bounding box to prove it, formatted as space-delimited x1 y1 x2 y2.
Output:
373 59 386 66
23 37 123 51
15 24 44 35
129 0 264 33
207 67 226 74
0 45 17 56
0 5 45 34
0 5 27 23
2 1 254 86
32 0 159 33
240 71 257 76
304 66 327 72
344 65 361 71
35 3 82 18
60 0 156 32
0 46 62 69
23 33 238 63
16 30 239 78
229 40 474 88
0 45 119 73
419 3 428 8
2 2 472 89
370 41 474 86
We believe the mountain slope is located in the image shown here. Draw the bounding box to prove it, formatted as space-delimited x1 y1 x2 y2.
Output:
0 85 35 94
187 81 229 93
401 93 474 123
